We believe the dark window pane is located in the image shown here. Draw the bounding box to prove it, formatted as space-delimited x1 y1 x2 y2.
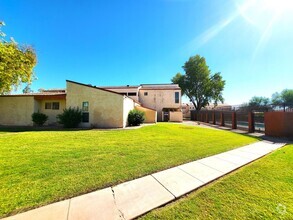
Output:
45 102 51 109
52 102 60 110
175 92 179 103
144 92 148 96
82 112 89 122
128 92 137 96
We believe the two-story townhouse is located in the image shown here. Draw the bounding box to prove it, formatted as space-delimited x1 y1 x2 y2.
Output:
103 84 182 122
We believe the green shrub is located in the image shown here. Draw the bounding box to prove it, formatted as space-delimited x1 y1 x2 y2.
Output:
128 109 145 126
31 112 48 126
57 107 82 128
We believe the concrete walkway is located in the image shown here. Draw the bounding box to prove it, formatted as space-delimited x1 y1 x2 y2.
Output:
3 141 286 220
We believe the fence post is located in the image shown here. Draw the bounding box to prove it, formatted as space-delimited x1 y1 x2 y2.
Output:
205 113 209 123
220 112 225 126
232 112 237 129
212 112 216 124
248 112 255 133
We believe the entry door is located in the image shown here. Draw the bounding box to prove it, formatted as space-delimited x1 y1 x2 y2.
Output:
163 111 169 122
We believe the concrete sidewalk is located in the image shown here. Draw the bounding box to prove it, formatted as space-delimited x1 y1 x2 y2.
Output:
3 141 286 220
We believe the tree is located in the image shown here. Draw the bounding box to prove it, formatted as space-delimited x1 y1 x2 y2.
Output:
272 89 293 105
271 92 282 105
0 21 37 94
22 84 33 93
171 55 225 111
282 89 293 104
248 96 271 111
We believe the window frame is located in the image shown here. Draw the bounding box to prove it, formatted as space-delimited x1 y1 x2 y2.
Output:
175 92 180 104
45 102 52 109
52 102 60 110
82 101 89 112
82 112 89 123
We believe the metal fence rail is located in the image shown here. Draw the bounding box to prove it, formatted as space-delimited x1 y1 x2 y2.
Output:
190 110 256 132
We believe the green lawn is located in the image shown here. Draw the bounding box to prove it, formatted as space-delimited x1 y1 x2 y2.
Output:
141 144 293 220
0 123 257 217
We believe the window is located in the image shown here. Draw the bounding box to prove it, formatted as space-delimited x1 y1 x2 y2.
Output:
45 102 59 110
128 92 137 96
144 92 148 96
175 92 179 104
82 102 89 112
82 112 89 123
82 102 89 123
52 102 60 110
45 102 52 109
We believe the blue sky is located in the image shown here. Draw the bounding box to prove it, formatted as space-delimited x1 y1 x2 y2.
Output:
1 0 293 104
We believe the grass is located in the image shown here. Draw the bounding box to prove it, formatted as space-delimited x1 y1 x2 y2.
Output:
141 144 293 220
0 123 258 217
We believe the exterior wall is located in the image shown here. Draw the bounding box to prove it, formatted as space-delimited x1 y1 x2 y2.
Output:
135 106 157 123
123 97 135 127
169 111 183 122
138 89 181 121
182 104 191 118
104 87 140 102
66 81 125 128
36 99 66 125
0 96 35 126
265 112 293 138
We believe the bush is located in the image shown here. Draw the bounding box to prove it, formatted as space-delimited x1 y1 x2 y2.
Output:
128 109 145 126
31 112 48 126
57 107 82 128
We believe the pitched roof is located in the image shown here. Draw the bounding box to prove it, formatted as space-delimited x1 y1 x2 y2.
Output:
66 80 129 96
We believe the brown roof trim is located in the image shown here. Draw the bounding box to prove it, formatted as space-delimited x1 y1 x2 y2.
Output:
140 88 181 91
140 83 177 86
66 80 126 96
100 86 140 89
34 94 66 100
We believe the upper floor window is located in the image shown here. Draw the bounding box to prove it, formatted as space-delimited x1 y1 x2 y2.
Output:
128 92 137 96
144 92 148 96
175 92 179 104
82 101 89 112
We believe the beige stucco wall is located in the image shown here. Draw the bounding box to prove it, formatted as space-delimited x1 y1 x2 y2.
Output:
123 97 135 127
36 99 66 125
182 104 191 118
0 96 35 126
135 106 157 123
169 111 183 122
106 87 140 102
138 89 181 121
66 81 126 128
